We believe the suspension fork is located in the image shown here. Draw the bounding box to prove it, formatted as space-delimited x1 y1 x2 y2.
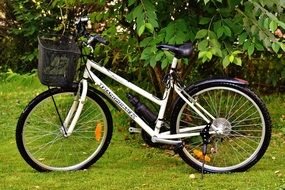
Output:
64 79 88 136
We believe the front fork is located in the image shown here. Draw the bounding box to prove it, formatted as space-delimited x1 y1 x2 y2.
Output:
61 79 88 136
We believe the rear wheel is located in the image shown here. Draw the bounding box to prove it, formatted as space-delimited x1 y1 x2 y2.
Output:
16 87 113 171
171 82 271 173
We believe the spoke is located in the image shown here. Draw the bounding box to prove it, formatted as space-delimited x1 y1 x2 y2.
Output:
70 138 82 166
232 114 260 128
76 119 102 126
30 113 60 129
233 129 262 132
218 89 223 117
31 134 63 157
230 130 261 145
227 98 248 121
222 136 245 163
188 141 203 153
78 103 100 122
202 91 218 117
224 90 231 118
230 104 255 124
25 129 60 145
226 94 243 119
232 123 262 128
50 142 63 166
183 109 203 121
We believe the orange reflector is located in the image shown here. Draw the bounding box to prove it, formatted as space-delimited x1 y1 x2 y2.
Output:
193 149 211 162
95 123 103 141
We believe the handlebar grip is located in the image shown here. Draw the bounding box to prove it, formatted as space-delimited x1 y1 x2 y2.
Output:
88 35 109 46
94 35 109 45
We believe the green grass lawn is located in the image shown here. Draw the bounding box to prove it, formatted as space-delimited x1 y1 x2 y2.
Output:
1 76 285 190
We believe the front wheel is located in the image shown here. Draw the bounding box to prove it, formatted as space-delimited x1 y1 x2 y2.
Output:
16 87 113 171
170 82 271 173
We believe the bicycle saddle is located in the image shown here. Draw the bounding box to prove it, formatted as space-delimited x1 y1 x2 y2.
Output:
157 42 193 58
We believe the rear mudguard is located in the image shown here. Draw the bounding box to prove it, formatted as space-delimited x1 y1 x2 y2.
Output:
186 77 248 91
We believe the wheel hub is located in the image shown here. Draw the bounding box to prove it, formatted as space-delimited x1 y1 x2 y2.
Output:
212 118 232 135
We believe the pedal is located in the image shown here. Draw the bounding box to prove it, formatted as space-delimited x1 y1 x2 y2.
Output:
128 127 141 133
129 121 141 134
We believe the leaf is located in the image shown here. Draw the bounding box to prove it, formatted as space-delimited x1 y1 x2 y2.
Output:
208 30 217 39
140 37 152 47
263 37 271 49
222 56 230 68
206 51 212 60
195 29 208 39
161 59 169 69
165 22 175 42
263 18 269 28
255 42 265 51
210 39 221 48
128 0 136 6
204 0 210 5
150 56 156 67
202 56 208 63
199 17 211 25
272 42 280 53
269 20 278 32
155 51 164 61
145 23 154 33
234 57 242 66
278 42 285 52
239 32 247 44
198 51 207 59
248 43 255 56
229 55 234 62
232 50 242 55
217 27 224 38
132 5 143 19
140 47 152 60
211 47 223 57
198 39 208 51
138 24 145 36
223 26 232 37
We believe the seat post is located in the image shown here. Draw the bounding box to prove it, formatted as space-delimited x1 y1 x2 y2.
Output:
171 57 178 69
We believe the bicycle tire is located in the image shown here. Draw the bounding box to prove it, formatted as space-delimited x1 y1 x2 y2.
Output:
16 87 113 171
170 81 271 173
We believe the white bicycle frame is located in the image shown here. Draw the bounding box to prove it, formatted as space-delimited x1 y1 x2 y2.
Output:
64 57 220 145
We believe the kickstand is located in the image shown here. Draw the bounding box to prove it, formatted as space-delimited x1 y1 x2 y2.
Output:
201 144 207 179
200 123 211 179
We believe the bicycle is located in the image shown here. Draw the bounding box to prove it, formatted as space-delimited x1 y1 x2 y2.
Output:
16 17 271 173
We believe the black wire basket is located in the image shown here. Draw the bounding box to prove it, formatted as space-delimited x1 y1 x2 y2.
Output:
38 35 81 87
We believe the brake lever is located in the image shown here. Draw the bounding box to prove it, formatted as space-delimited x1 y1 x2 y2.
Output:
75 16 89 36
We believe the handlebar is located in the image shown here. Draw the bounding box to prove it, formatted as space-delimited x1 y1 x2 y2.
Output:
75 16 109 47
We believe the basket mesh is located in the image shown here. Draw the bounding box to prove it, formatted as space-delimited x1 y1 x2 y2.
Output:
38 36 80 87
